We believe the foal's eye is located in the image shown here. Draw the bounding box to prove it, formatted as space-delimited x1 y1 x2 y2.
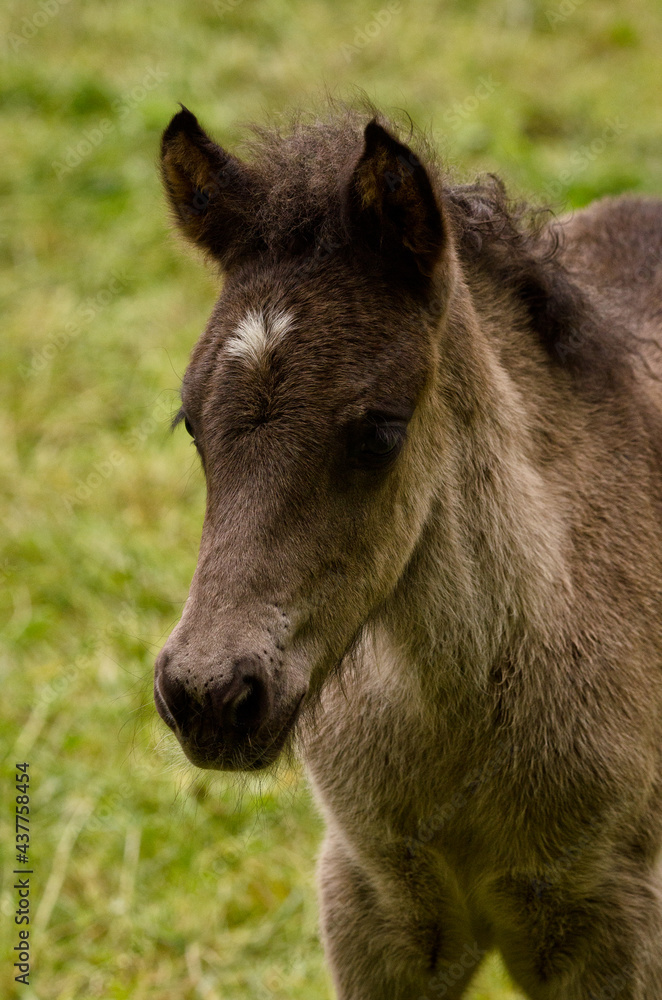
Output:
184 416 195 439
350 418 407 469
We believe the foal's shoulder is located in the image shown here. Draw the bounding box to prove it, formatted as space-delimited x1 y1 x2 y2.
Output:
552 195 662 350
553 194 662 285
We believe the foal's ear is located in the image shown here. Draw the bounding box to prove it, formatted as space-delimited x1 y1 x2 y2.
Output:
160 107 260 266
345 120 444 282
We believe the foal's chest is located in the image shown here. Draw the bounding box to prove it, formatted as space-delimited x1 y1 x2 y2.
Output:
304 673 511 862
303 666 622 906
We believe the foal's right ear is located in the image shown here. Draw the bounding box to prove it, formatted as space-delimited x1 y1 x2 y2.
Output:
160 107 259 266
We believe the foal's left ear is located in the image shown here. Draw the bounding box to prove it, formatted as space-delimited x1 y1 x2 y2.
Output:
345 120 445 282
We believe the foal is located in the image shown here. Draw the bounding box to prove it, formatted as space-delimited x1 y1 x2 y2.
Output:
154 105 662 999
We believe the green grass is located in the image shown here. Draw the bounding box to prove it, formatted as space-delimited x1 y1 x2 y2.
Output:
1 0 661 996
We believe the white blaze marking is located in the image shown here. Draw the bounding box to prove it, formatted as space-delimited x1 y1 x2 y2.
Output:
225 309 293 366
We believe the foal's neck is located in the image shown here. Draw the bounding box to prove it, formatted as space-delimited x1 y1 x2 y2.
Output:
382 274 573 696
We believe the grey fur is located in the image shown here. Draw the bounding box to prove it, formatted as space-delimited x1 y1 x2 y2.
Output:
155 105 662 998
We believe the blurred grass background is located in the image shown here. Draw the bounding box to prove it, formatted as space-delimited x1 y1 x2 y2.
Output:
1 0 661 997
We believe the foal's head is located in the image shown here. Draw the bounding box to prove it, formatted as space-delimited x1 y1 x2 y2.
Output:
154 107 452 770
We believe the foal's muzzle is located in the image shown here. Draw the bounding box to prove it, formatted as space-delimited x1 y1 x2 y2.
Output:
154 649 304 770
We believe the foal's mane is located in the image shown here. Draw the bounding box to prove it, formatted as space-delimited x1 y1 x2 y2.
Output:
229 103 643 387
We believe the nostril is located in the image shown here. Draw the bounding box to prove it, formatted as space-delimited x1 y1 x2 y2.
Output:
210 658 271 735
155 652 274 749
156 665 192 733
229 675 268 732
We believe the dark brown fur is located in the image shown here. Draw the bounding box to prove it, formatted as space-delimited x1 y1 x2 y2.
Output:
154 103 662 998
